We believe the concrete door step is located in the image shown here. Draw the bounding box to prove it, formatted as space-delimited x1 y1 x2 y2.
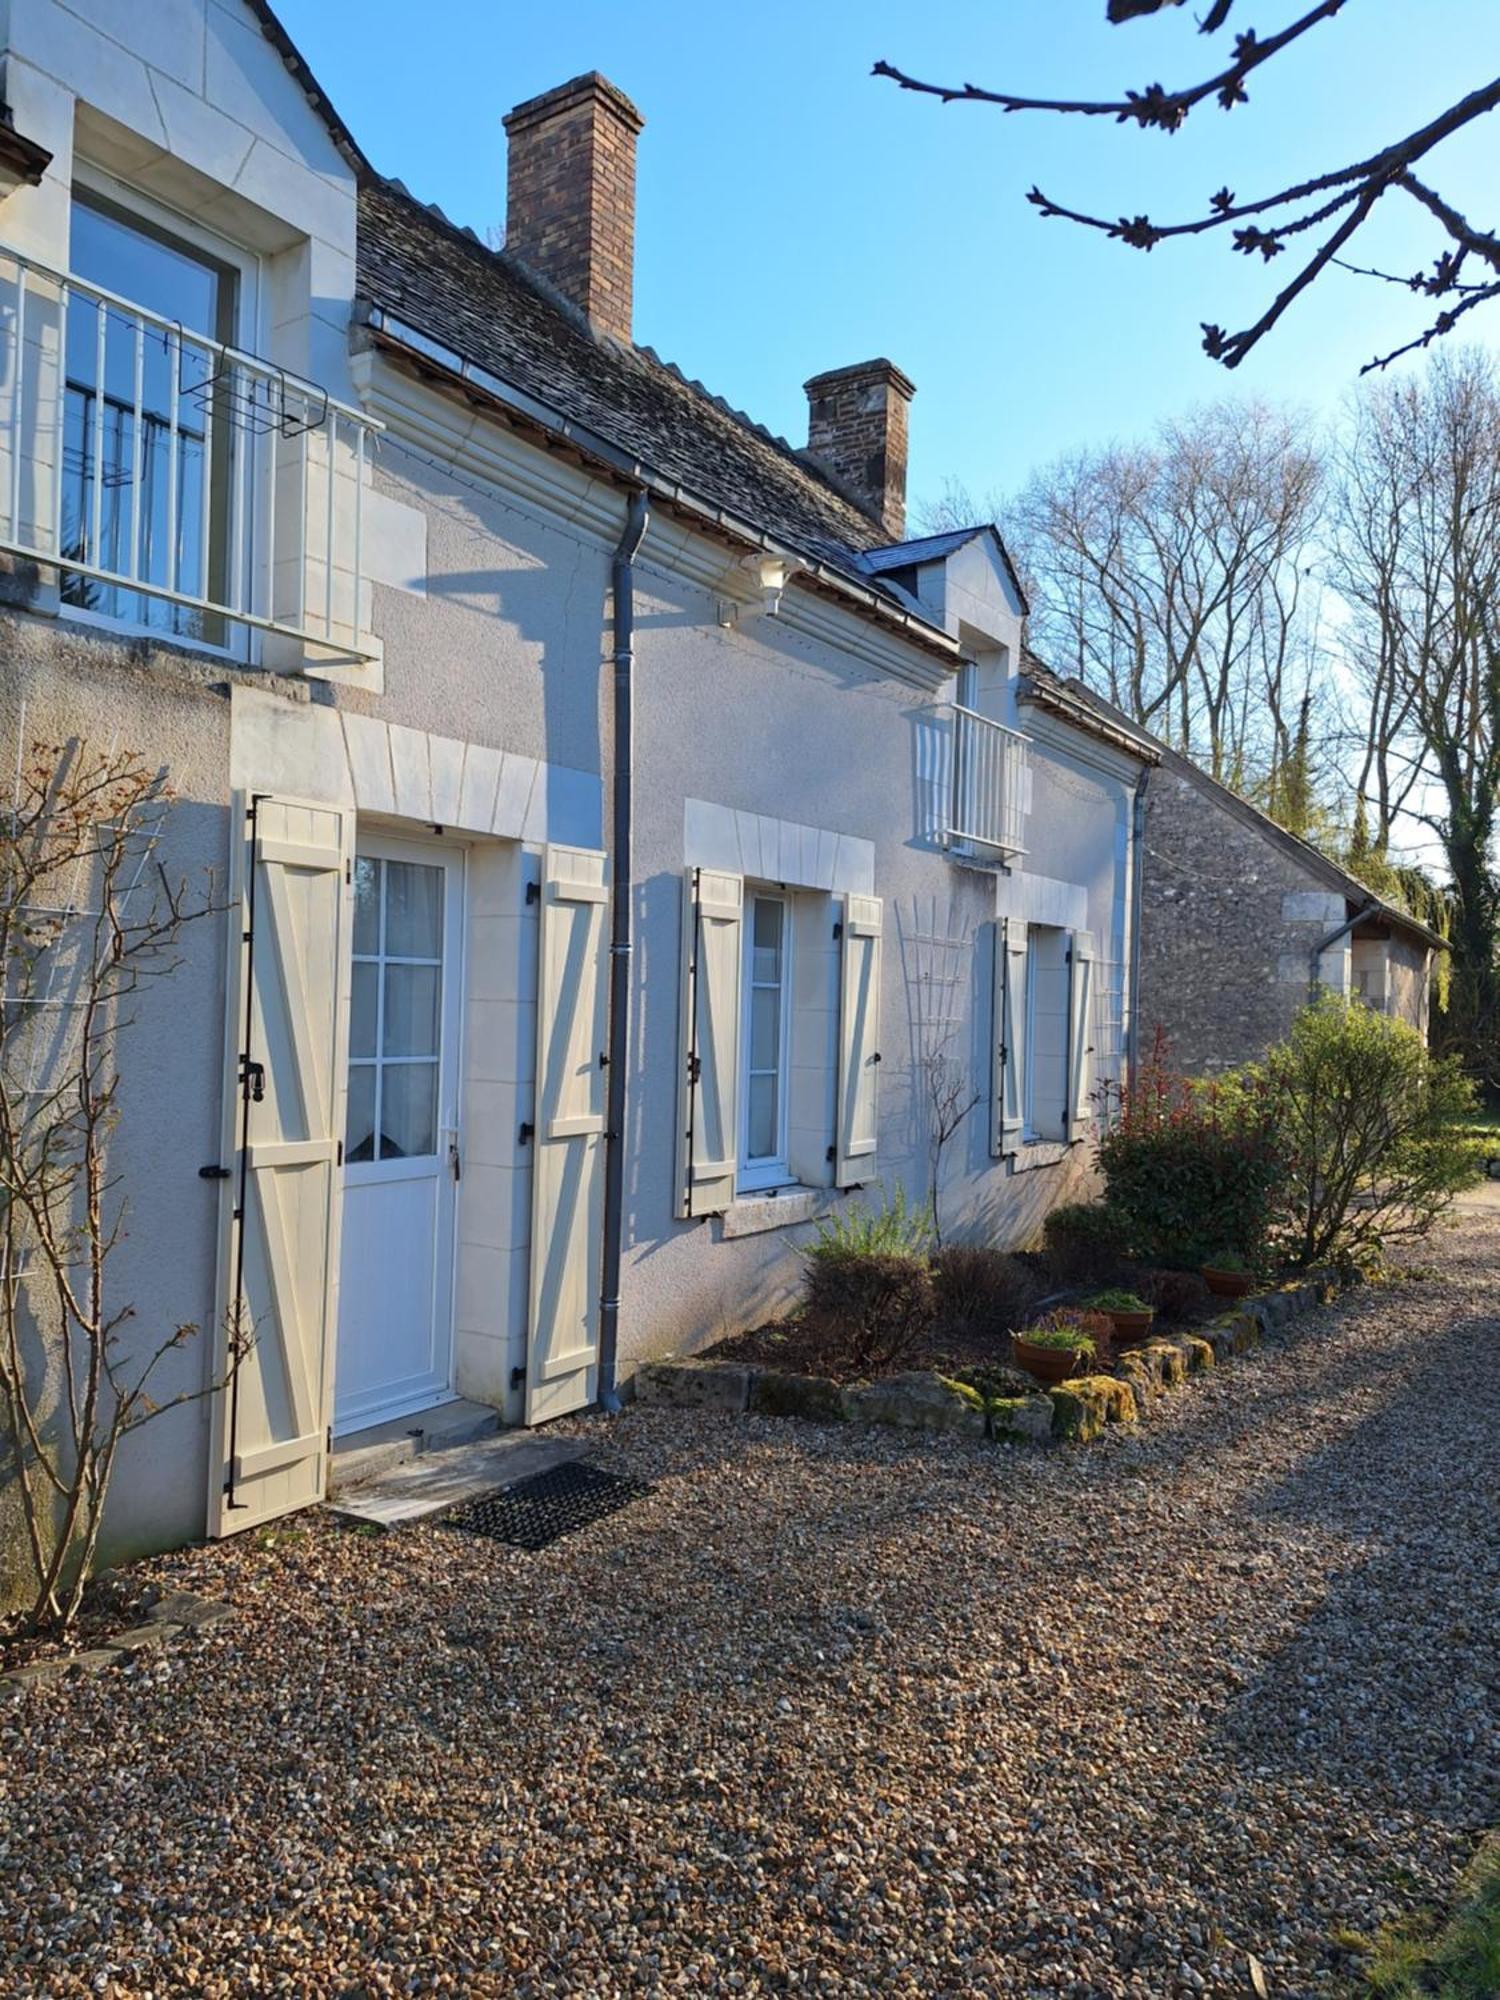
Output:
329 1397 503 1497
325 1428 590 1529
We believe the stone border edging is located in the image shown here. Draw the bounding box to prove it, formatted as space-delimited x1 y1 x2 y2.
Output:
0 1590 231 1700
637 1274 1338 1448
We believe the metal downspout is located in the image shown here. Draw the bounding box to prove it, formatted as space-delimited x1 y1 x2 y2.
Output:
598 488 650 1412
1125 764 1151 1089
1310 899 1378 1000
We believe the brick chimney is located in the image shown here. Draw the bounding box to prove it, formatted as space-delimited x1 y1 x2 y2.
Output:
503 73 644 344
804 359 916 541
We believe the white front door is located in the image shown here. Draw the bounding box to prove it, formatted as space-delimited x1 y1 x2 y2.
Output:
335 836 463 1435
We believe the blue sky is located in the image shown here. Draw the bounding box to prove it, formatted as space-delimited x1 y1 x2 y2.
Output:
279 0 1497 513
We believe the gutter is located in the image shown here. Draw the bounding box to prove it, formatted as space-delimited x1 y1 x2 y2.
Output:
1310 899 1378 997
358 307 961 668
597 488 650 1412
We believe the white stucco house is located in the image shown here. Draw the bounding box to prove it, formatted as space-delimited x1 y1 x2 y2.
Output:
0 0 1153 1587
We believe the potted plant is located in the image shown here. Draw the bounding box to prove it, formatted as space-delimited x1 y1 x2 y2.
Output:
1086 1288 1155 1346
1201 1249 1254 1298
1011 1309 1102 1387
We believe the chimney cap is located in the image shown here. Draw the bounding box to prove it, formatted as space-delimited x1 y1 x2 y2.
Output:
804 357 916 403
504 71 644 139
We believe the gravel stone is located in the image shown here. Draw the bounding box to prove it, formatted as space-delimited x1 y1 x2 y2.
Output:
0 1219 1496 1995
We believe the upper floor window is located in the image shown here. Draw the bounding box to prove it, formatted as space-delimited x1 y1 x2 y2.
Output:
63 189 241 646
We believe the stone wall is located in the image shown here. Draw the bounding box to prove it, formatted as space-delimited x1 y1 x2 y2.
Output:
1137 762 1346 1074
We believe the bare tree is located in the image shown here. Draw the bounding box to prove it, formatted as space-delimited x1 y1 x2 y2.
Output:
0 739 233 1636
1009 400 1324 788
1329 348 1500 1072
876 3 1500 373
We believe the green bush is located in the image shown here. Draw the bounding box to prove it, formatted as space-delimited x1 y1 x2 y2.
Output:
1225 996 1476 1268
1086 1288 1150 1314
802 1187 936 1374
1041 1201 1132 1281
809 1183 933 1260
1097 1038 1285 1268
931 1244 1041 1334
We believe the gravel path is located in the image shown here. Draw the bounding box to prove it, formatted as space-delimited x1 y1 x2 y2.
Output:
2 1221 1498 1998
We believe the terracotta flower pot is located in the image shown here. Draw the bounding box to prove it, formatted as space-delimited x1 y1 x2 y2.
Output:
1202 1265 1253 1299
1011 1335 1090 1387
1105 1307 1155 1346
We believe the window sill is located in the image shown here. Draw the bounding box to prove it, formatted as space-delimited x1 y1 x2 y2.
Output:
721 1186 830 1239
1009 1137 1074 1174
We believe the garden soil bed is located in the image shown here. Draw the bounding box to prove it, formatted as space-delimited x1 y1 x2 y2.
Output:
707 1289 1222 1386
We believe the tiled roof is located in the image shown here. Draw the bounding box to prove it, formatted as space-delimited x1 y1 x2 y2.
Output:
856 528 987 572
356 178 914 590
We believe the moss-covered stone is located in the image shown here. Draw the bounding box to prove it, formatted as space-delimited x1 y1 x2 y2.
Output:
844 1372 986 1436
636 1359 753 1412
1174 1335 1215 1374
1049 1373 1137 1442
988 1394 1056 1444
749 1369 848 1423
935 1374 985 1413
1142 1340 1187 1389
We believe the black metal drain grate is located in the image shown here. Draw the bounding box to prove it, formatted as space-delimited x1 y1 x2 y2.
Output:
442 1461 652 1551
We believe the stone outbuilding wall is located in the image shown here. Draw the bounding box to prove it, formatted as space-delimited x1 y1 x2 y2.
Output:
1137 752 1436 1075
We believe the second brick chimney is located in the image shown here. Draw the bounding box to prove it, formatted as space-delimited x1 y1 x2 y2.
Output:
804 360 916 541
503 72 643 344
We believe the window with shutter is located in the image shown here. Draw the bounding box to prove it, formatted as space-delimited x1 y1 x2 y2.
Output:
835 894 882 1187
992 915 1028 1158
677 868 742 1217
1067 928 1097 1139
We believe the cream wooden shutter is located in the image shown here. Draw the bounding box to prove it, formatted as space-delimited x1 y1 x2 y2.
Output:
993 916 1028 1158
208 793 351 1538
835 893 882 1187
676 869 741 1217
526 845 609 1425
1067 928 1097 1139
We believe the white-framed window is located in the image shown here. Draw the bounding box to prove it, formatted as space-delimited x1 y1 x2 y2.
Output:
1023 924 1070 1142
738 889 793 1191
62 168 259 653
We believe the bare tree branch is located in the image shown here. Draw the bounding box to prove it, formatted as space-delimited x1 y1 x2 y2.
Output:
876 4 1500 368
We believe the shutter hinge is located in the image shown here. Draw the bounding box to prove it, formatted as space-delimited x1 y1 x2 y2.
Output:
337 1139 344 1167
833 920 843 940
525 879 541 906
687 1053 702 1085
345 859 352 885
826 1144 836 1164
327 1426 333 1455
518 1122 535 1145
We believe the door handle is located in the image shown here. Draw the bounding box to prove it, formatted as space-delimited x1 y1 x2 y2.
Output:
443 1125 461 1184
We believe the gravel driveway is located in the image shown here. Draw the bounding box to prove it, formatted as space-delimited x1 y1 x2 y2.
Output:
3 1219 1498 1998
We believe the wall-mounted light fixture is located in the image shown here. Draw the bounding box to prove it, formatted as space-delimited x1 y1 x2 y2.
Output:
716 551 801 627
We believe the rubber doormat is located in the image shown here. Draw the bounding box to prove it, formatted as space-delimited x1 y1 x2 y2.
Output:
441 1461 652 1551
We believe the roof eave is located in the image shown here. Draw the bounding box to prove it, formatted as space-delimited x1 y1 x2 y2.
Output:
1017 672 1159 765
360 305 962 669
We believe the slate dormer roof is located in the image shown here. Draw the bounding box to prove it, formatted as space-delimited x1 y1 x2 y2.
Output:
354 177 960 641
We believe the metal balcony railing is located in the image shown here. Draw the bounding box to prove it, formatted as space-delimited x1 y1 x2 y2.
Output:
945 704 1028 858
0 244 380 661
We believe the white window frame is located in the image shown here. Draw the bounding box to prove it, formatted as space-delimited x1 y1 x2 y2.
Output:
738 889 794 1193
63 162 263 662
